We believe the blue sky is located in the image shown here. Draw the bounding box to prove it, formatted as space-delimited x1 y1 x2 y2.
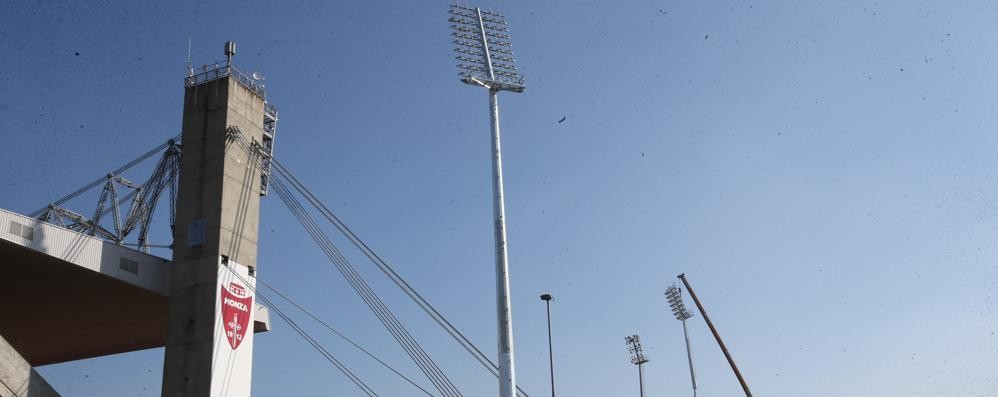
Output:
3 0 998 396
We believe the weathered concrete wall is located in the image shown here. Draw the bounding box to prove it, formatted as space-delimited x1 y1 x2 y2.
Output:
162 76 265 396
0 334 59 397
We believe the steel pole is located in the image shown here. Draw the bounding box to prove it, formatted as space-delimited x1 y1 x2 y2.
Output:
678 273 752 397
637 363 646 397
490 88 517 397
681 319 698 397
544 299 555 397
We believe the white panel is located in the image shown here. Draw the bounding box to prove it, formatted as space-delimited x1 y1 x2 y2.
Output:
0 208 171 295
212 258 255 397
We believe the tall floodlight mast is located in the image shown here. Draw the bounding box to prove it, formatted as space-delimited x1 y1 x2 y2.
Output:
449 5 525 397
666 284 698 397
625 334 650 397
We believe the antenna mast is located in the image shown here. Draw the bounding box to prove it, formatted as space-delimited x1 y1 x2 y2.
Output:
186 37 193 77
224 40 236 65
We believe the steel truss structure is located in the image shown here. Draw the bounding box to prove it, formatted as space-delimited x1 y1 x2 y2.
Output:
36 140 181 251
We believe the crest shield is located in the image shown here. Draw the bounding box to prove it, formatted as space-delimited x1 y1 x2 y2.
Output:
220 281 253 350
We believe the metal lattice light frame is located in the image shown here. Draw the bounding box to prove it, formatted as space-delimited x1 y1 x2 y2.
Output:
625 334 649 365
450 4 525 92
666 285 694 321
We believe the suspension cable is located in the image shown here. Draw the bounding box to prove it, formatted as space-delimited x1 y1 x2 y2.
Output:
229 134 461 396
270 159 530 397
257 278 435 397
218 136 434 397
269 176 463 397
30 134 181 217
219 265 379 397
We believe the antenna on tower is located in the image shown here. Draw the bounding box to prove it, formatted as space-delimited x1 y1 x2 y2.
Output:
186 37 193 77
224 41 236 65
625 334 650 397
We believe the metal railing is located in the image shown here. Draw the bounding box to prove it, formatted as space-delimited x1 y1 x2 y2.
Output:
184 60 266 98
264 102 278 123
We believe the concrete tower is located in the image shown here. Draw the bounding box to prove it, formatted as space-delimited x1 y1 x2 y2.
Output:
162 41 274 397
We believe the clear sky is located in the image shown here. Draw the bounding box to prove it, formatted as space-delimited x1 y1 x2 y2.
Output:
3 0 998 396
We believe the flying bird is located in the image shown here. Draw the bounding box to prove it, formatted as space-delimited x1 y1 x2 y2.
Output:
558 116 567 123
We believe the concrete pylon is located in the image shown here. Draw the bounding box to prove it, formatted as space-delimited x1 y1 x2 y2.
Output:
162 61 267 396
0 334 59 397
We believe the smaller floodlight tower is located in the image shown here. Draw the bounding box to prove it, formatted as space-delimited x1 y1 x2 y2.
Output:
666 284 698 397
625 334 650 397
449 4 525 397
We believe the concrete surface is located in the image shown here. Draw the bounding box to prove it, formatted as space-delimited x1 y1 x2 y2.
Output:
0 334 59 397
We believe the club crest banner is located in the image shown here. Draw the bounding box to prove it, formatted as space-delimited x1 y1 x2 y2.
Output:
212 258 256 397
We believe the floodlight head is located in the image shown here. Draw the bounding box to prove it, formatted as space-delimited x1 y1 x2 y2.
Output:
665 285 694 321
540 293 552 301
449 4 525 93
624 334 649 365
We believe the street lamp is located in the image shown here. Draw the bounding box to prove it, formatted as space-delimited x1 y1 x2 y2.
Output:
540 293 555 397
666 284 698 397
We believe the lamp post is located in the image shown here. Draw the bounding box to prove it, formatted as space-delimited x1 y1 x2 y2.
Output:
449 5 526 397
666 284 698 397
540 293 555 397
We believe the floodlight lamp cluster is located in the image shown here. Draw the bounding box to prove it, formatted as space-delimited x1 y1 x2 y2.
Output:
665 285 694 321
624 334 649 365
450 4 525 92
